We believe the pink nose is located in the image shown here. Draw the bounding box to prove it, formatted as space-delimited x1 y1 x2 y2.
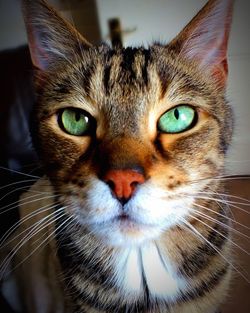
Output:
104 169 145 200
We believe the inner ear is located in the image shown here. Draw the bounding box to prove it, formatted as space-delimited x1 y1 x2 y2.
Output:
169 0 234 87
22 0 92 71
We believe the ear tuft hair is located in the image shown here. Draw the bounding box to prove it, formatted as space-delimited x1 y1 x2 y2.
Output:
22 0 91 71
170 0 234 87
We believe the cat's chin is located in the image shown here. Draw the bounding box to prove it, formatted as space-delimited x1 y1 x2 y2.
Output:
90 214 164 247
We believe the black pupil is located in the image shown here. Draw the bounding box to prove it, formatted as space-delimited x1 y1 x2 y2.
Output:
174 108 179 119
75 111 81 122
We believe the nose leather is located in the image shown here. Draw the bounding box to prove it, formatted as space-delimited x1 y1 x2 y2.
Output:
103 169 145 200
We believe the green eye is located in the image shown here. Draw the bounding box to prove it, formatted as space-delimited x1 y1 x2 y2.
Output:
158 105 196 133
59 108 92 136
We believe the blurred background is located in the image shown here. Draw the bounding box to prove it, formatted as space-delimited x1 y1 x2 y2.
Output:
0 1 249 313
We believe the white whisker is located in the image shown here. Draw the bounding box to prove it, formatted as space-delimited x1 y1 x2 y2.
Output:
0 166 41 179
195 191 250 205
187 195 250 214
0 179 38 191
182 219 250 283
0 193 59 215
0 207 68 279
0 202 61 247
3 210 72 277
190 213 250 255
192 202 250 231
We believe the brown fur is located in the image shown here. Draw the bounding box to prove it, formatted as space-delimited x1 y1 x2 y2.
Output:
2 0 235 312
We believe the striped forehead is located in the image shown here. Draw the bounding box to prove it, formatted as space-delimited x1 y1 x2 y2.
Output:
88 47 153 102
79 47 156 133
103 47 151 93
79 46 207 107
50 45 212 132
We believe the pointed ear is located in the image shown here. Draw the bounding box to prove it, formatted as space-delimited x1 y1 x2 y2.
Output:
22 0 91 71
170 0 234 87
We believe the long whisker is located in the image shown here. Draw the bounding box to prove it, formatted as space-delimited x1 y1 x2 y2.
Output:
189 213 250 255
192 202 250 231
0 193 59 215
204 186 237 221
0 185 43 202
192 205 250 242
188 175 250 185
31 213 77 250
0 208 61 272
0 166 41 179
2 210 72 278
0 207 67 279
194 191 250 205
208 175 250 182
0 202 61 247
181 219 250 283
186 195 250 215
0 192 42 213
0 179 39 191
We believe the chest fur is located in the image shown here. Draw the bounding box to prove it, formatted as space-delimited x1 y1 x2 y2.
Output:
113 243 188 300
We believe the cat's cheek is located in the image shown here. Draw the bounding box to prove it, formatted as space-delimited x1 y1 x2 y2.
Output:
39 116 94 174
147 162 189 190
126 185 194 226
60 178 120 223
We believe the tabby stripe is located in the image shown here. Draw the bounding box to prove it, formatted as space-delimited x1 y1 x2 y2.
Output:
50 81 72 101
103 64 111 95
175 74 208 95
68 265 228 311
180 264 229 302
204 158 218 173
179 212 229 277
141 49 151 86
121 47 137 79
69 281 127 312
103 50 115 95
56 230 114 290
68 279 155 313
220 103 233 153
81 63 95 95
139 248 151 309
157 63 170 100
154 136 170 160
53 79 71 94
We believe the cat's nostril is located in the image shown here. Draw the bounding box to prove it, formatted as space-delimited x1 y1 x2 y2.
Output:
103 169 145 200
106 180 115 190
130 181 139 190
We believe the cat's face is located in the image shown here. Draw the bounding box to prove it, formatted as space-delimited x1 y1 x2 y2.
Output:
24 0 233 247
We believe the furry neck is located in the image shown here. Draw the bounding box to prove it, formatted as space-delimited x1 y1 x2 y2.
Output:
56 220 188 303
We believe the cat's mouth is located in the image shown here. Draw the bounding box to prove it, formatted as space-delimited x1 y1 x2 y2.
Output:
115 213 136 225
98 211 164 246
117 212 130 220
113 212 155 232
115 213 136 228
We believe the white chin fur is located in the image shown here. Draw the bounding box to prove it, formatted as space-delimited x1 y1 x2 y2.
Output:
73 178 194 247
113 242 188 300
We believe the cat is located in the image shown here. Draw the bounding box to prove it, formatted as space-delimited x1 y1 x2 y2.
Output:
0 0 235 312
